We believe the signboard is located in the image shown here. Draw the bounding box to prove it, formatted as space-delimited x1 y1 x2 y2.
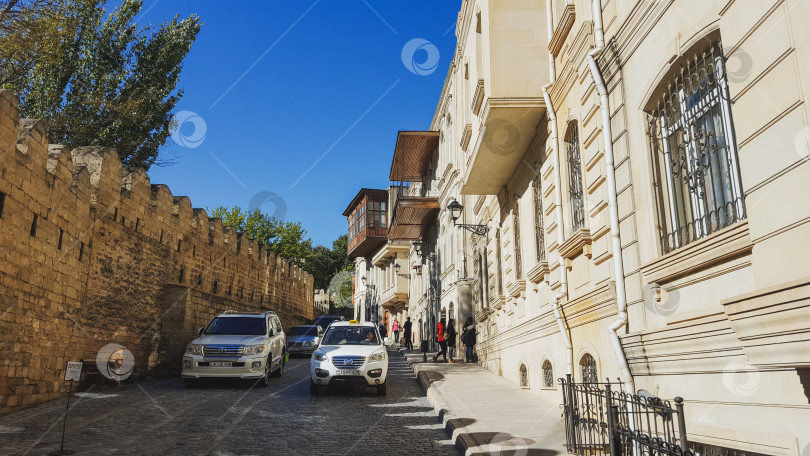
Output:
64 362 83 382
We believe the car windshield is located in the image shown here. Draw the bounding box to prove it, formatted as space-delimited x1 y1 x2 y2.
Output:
289 326 319 336
321 327 380 345
205 317 266 335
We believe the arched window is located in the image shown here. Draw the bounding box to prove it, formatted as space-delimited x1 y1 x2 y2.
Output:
565 122 585 230
580 353 598 384
647 38 745 254
519 363 529 388
542 360 554 388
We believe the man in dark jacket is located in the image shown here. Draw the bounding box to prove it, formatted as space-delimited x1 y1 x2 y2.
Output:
403 318 413 350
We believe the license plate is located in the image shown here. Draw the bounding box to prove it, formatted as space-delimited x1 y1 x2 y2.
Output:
210 361 232 367
336 370 360 376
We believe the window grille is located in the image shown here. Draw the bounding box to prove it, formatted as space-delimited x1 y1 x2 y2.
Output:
519 364 529 388
565 124 586 231
542 360 554 388
689 441 769 456
533 174 546 261
648 40 745 254
580 353 598 383
512 197 522 279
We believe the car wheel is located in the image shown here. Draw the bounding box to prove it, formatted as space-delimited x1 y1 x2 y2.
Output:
310 381 321 395
271 353 285 378
183 378 200 388
258 356 272 387
376 382 387 396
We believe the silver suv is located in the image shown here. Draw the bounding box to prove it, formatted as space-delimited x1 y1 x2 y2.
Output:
181 311 286 387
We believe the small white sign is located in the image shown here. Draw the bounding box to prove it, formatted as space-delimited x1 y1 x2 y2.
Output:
64 362 83 382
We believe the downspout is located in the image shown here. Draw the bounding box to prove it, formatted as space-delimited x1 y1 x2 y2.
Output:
544 0 573 377
585 0 634 393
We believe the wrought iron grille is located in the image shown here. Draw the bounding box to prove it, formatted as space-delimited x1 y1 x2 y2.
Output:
647 40 746 255
513 197 523 279
566 124 586 231
495 228 504 296
519 364 528 388
580 353 598 384
533 174 546 261
560 375 691 456
542 360 554 388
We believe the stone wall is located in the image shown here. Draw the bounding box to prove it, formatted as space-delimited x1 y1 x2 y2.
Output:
0 91 314 413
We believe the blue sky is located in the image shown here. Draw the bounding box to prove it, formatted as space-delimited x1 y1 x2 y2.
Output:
137 1 462 247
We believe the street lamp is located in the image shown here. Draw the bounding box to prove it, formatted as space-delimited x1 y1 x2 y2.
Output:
447 199 489 237
412 240 423 256
394 262 410 279
361 276 366 286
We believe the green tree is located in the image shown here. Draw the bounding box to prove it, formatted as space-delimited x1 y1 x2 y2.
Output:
3 0 201 169
210 206 312 264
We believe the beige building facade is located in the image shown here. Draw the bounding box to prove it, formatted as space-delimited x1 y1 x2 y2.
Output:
355 0 810 453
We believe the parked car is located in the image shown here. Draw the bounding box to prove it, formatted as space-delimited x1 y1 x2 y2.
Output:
181 311 286 387
309 320 393 396
286 325 323 356
313 315 343 331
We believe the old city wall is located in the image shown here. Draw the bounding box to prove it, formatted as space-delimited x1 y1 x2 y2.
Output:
0 91 314 413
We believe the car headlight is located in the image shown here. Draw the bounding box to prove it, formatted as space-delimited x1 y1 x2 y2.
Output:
368 351 386 363
313 352 328 362
186 344 203 355
242 345 265 356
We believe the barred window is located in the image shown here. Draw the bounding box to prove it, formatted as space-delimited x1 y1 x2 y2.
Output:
648 40 745 254
542 360 554 388
580 353 598 384
512 196 522 279
565 123 586 231
519 363 529 388
533 173 546 261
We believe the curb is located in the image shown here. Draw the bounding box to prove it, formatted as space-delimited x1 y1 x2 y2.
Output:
406 356 478 456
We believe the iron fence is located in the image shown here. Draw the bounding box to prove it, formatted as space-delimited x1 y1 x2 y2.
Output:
560 375 691 456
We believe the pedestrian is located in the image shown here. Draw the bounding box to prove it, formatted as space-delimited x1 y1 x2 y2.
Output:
378 322 387 338
446 319 457 363
403 317 413 350
392 319 400 346
433 317 448 362
461 317 477 363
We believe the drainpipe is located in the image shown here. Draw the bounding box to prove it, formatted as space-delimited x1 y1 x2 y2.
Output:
544 0 573 377
585 0 635 393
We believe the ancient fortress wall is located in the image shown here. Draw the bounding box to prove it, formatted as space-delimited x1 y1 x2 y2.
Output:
0 91 314 413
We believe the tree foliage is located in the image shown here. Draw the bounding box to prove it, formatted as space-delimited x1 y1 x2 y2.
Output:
1 0 201 169
210 206 313 264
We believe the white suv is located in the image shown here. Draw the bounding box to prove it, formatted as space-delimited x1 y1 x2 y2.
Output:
181 311 286 387
310 321 393 396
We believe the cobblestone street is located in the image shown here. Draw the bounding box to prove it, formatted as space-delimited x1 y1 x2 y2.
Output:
0 352 457 456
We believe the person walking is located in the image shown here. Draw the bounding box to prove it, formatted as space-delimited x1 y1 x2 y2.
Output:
392 319 400 346
446 319 457 363
462 317 477 363
433 318 448 362
403 317 413 350
378 322 387 338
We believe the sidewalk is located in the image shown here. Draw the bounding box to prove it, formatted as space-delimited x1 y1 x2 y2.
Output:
401 349 567 456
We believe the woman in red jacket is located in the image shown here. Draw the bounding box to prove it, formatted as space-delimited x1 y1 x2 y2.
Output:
433 318 448 362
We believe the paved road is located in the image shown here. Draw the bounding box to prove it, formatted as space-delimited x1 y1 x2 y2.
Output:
0 351 457 456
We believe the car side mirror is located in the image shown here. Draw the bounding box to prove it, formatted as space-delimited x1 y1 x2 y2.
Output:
313 337 320 346
269 328 275 337
384 337 394 346
198 327 204 336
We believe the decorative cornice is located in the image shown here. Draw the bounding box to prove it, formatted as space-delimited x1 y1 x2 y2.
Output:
460 123 473 151
471 79 485 115
549 4 576 57
526 260 550 285
559 228 592 260
506 279 527 298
